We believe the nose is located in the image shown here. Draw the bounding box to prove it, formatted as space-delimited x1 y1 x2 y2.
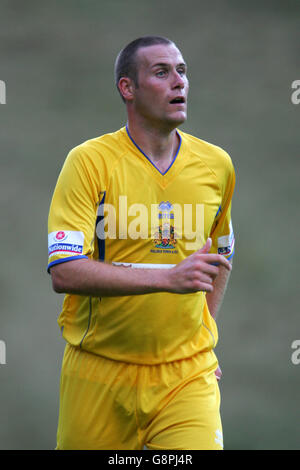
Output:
172 70 186 89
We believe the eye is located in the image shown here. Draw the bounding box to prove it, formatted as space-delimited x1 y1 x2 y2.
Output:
156 70 167 77
177 68 186 76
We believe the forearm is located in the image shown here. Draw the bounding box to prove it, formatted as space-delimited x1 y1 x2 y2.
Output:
50 241 232 298
206 263 232 320
50 258 169 297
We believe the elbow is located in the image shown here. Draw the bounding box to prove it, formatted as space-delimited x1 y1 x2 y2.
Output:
50 268 67 294
52 276 66 294
52 280 65 294
49 258 87 294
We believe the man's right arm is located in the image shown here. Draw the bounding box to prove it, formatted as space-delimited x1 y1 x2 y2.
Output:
50 238 232 297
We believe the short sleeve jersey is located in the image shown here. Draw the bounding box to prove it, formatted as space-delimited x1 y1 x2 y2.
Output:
48 126 235 365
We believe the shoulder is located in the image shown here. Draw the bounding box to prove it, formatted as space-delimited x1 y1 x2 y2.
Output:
180 129 234 172
66 127 127 168
179 129 235 194
58 127 127 189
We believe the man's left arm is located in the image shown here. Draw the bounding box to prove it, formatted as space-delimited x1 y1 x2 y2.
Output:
206 261 232 321
206 261 232 381
207 150 236 380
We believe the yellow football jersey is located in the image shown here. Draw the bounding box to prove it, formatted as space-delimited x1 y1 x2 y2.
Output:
48 126 235 365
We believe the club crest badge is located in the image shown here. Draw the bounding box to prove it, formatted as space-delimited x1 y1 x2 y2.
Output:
152 201 177 250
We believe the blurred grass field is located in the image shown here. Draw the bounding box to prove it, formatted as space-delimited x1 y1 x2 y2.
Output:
0 0 299 449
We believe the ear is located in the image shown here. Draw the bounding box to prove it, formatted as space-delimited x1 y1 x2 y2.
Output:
118 77 135 102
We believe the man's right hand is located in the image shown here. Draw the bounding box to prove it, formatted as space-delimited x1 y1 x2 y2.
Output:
166 238 232 294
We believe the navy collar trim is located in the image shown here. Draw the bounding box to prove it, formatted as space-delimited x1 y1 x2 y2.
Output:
125 125 182 176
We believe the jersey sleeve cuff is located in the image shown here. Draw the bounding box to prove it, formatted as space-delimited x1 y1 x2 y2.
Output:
226 248 235 261
47 255 89 273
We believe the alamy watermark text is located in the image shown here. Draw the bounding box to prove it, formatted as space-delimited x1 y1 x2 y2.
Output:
0 340 6 365
291 80 300 104
0 80 6 104
291 340 300 365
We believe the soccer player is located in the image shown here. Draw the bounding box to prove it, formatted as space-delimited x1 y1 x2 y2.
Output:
48 36 235 450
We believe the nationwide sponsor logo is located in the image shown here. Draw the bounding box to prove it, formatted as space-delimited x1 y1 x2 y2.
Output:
55 231 67 242
48 231 84 258
48 243 83 256
217 219 235 257
218 246 231 255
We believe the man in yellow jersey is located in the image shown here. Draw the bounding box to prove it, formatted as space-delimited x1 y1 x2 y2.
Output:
48 36 235 450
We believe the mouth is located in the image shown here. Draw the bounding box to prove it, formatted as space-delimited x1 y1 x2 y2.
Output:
169 96 186 105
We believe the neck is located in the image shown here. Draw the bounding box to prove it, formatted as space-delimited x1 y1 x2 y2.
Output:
126 118 180 172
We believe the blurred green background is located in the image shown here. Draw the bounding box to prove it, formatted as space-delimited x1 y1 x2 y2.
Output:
0 0 299 450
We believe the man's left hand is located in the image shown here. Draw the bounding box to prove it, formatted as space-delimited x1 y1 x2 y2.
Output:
215 365 222 381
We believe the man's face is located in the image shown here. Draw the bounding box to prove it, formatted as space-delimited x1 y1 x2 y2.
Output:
130 43 189 129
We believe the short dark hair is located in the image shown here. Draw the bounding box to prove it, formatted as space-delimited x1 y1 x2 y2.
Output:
114 36 175 102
